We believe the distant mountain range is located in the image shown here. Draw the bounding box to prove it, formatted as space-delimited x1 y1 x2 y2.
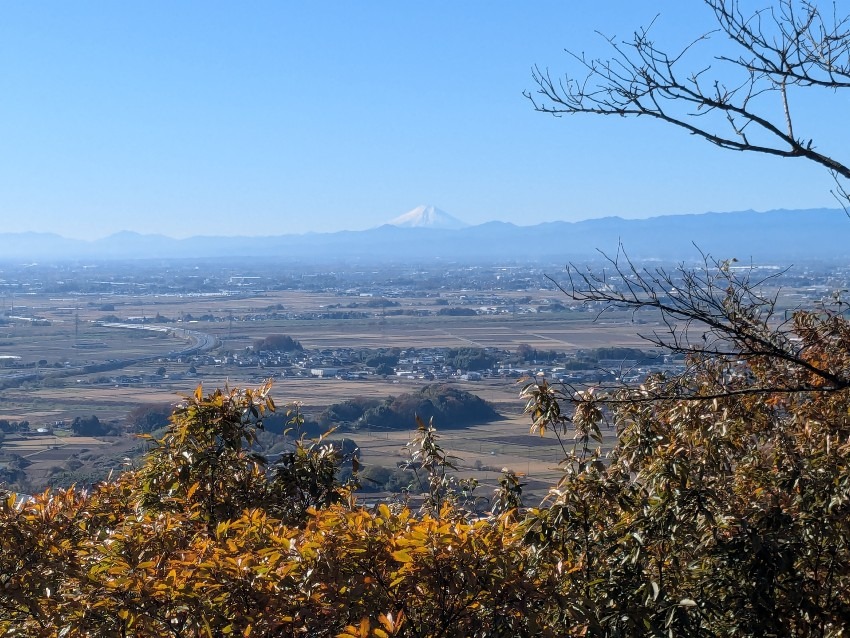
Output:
2 208 849 263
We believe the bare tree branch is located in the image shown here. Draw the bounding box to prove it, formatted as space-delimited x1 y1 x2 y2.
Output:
526 0 850 188
546 245 850 404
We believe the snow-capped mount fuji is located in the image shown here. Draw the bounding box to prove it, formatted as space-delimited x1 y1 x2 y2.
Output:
386 205 467 229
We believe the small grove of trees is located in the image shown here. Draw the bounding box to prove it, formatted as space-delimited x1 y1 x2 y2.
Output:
374 362 396 377
253 334 303 353
518 345 661 370
445 347 496 371
516 343 562 364
125 403 175 434
365 352 401 368
71 414 121 437
436 307 477 317
319 384 500 430
0 419 29 433
321 396 378 425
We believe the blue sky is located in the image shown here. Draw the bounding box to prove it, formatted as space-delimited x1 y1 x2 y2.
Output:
0 1 846 239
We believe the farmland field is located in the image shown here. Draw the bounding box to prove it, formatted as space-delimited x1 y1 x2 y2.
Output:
0 282 677 499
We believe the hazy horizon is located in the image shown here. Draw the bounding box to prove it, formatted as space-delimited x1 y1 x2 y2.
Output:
3 205 841 241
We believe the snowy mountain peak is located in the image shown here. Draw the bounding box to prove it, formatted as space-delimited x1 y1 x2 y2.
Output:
387 205 467 229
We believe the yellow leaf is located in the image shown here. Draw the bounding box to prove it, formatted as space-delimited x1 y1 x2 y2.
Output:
378 613 394 632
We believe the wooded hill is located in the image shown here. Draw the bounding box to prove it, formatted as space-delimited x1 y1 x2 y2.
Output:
319 384 500 430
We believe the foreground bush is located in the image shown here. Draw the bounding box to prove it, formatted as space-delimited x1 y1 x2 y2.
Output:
0 383 556 637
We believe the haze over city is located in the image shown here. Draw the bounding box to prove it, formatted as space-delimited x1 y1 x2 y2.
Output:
2 1 848 239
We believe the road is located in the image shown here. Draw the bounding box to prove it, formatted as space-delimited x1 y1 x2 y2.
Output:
0 322 219 388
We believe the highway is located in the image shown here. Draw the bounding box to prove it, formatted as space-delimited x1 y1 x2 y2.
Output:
0 322 219 388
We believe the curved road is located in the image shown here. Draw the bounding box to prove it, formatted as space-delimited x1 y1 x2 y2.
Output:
0 322 219 388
